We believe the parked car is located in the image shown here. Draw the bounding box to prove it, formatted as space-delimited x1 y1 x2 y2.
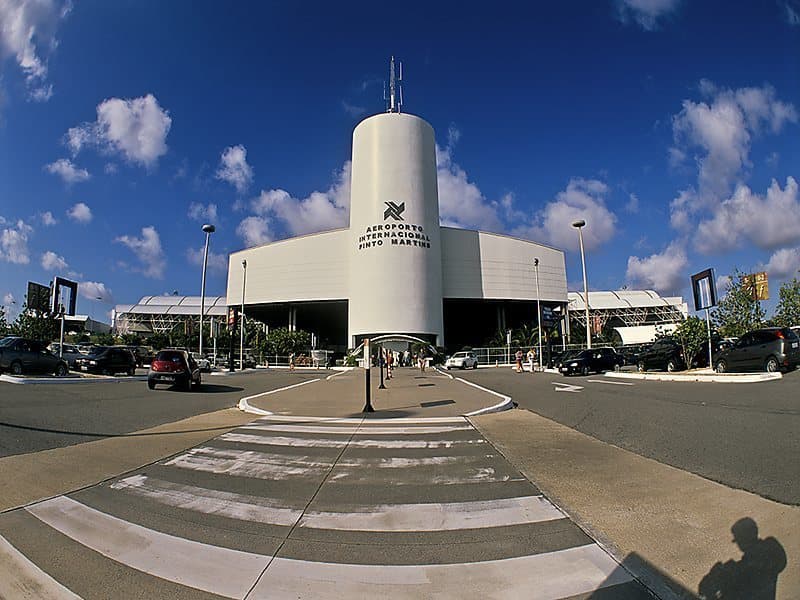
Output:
75 346 137 376
559 347 624 376
148 349 201 390
636 337 687 372
190 352 212 372
445 351 479 370
47 342 86 369
0 337 69 376
713 327 800 373
118 345 154 368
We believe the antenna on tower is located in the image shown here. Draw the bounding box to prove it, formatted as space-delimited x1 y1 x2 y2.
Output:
387 56 403 113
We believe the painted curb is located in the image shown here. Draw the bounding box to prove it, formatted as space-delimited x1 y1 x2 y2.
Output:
604 371 782 383
237 378 323 415
454 377 514 416
0 374 148 385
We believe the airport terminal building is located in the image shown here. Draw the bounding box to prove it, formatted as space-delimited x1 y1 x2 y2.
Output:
226 106 569 351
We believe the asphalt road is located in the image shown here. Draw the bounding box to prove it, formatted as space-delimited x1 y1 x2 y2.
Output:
0 370 329 458
455 367 800 505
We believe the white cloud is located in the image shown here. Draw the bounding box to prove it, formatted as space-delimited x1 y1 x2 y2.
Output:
436 144 505 232
341 101 365 117
669 82 797 228
695 177 800 254
616 0 681 30
186 246 227 272
626 240 688 294
45 158 90 184
215 144 254 193
115 226 165 278
515 178 618 252
782 1 800 26
40 250 67 271
104 162 118 174
78 280 114 303
236 216 272 248
250 161 351 237
67 94 171 167
0 0 70 101
66 202 92 223
188 202 218 222
763 247 800 280
40 210 56 225
2 292 19 320
0 219 32 264
625 193 640 214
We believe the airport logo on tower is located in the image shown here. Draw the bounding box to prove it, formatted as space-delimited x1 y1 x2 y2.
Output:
384 201 405 221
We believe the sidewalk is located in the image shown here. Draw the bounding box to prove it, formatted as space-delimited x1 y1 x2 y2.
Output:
242 367 511 418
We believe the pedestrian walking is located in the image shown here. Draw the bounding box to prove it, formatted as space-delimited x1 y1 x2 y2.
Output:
515 349 523 373
289 352 295 370
387 349 394 379
527 348 536 373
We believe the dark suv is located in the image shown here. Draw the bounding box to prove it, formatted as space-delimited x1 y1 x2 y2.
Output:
559 347 624 376
713 328 800 373
75 347 137 375
637 337 687 372
0 337 68 376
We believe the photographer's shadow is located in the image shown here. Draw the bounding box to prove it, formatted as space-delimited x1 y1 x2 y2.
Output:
699 517 787 599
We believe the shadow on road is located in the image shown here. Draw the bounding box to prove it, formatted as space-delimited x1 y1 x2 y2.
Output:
0 421 243 438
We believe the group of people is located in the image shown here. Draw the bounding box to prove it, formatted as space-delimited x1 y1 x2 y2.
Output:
514 348 538 373
377 349 429 375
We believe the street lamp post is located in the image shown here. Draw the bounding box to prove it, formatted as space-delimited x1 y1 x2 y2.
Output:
572 219 591 349
199 224 216 358
240 259 247 370
534 258 542 372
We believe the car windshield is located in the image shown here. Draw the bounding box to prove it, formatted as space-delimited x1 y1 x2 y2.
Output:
88 346 108 355
155 351 184 363
0 337 18 347
576 350 592 359
453 352 468 358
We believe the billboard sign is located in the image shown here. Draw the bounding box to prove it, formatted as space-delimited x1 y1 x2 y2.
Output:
691 269 718 311
26 281 51 313
50 277 78 315
743 271 769 301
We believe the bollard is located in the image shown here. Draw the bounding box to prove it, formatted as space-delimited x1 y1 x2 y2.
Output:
363 339 374 413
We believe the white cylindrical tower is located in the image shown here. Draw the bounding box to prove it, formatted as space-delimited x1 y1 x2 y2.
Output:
347 112 443 346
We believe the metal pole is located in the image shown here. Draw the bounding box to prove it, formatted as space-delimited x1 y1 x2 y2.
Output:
199 224 214 356
379 345 386 389
535 258 542 373
240 260 247 370
59 306 65 359
577 226 592 349
705 308 713 369
363 339 374 412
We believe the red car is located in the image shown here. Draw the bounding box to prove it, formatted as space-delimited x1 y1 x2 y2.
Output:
147 349 201 391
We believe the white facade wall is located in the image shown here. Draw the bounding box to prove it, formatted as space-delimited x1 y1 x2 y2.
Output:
227 229 349 305
347 113 444 345
441 228 567 302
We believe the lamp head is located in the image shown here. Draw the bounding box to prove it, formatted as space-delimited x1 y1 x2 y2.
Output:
242 259 247 268
534 258 539 267
202 224 216 234
572 219 586 229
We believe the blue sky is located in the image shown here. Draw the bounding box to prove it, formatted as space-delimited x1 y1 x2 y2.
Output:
1 0 799 323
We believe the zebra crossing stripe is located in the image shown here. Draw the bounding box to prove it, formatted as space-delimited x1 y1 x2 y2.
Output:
26 496 269 599
0 534 81 600
109 475 557 531
220 432 486 449
299 495 564 531
256 415 467 424
163 447 332 479
249 545 633 599
240 423 472 435
110 475 303 526
25 497 631 599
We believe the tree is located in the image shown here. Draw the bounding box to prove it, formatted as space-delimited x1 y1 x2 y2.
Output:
10 303 59 342
267 327 310 355
672 316 711 368
0 306 8 337
773 277 800 327
712 269 766 338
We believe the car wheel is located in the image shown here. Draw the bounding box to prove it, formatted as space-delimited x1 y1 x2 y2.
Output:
715 359 727 373
473 362 478 369
637 362 645 373
460 363 466 370
446 366 451 370
128 367 136 376
614 363 621 372
184 378 192 392
101 368 112 376
765 356 779 373
666 360 677 372
55 363 68 377
147 380 155 390
10 361 22 376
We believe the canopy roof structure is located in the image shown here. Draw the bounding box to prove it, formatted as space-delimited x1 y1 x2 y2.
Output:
114 296 227 335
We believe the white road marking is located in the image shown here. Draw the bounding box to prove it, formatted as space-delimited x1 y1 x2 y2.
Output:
552 381 583 393
240 423 472 435
26 496 269 599
249 545 633 599
299 495 564 532
220 432 485 449
586 379 634 386
453 377 514 416
257 415 466 424
238 378 323 415
335 455 491 469
164 447 332 479
0 534 81 599
109 475 303 526
328 466 518 486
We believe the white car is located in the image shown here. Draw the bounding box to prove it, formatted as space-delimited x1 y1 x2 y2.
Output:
445 351 479 370
190 352 212 372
